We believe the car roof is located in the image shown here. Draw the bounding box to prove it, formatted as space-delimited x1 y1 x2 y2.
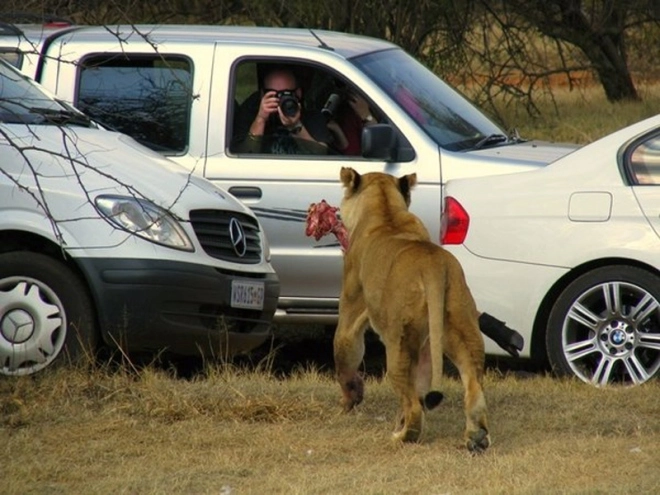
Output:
2 23 398 59
0 21 76 40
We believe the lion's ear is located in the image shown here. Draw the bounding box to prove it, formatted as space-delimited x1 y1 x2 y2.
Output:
398 173 417 206
340 167 361 192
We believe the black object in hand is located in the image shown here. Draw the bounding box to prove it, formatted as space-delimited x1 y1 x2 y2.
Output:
277 90 300 117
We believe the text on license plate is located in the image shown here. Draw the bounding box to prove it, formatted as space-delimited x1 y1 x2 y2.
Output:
231 280 265 310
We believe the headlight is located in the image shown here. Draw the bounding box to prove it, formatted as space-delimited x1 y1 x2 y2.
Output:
95 195 194 251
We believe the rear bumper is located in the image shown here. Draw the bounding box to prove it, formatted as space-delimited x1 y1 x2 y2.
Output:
76 257 280 356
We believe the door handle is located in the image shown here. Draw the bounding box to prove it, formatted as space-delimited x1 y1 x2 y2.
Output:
228 186 262 200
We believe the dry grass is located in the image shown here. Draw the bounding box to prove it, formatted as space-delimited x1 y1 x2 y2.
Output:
1 359 658 495
479 83 660 144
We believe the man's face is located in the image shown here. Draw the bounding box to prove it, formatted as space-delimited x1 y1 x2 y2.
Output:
263 71 301 99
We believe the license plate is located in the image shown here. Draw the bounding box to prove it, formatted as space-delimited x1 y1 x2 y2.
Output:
231 280 265 310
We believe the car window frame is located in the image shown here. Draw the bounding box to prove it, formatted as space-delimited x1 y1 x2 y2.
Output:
226 55 413 162
622 127 660 186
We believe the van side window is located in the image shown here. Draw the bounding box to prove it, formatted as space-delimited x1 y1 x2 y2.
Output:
77 55 193 153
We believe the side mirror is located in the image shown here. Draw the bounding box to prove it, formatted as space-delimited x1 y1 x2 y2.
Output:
361 124 396 160
361 124 415 162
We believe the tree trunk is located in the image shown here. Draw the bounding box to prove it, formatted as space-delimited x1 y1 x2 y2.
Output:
555 14 640 101
507 0 642 102
581 38 639 101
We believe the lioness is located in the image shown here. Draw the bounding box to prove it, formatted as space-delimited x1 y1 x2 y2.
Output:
334 167 490 452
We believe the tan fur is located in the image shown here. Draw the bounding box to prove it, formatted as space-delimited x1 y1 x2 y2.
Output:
334 167 490 451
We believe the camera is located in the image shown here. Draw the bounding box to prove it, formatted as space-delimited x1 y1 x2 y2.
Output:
277 90 300 118
322 93 342 120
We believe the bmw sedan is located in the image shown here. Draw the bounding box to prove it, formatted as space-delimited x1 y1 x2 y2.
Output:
441 114 660 387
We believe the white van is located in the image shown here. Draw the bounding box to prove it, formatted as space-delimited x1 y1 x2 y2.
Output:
0 59 279 376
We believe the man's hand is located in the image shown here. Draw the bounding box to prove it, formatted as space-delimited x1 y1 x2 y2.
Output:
348 93 372 122
249 91 279 137
277 102 302 128
258 90 280 121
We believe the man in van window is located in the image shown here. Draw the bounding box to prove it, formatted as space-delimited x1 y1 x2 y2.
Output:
233 68 333 155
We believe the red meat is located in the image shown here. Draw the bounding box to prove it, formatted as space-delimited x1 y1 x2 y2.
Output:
305 200 349 252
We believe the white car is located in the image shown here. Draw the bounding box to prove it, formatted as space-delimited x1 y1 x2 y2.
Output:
442 114 660 387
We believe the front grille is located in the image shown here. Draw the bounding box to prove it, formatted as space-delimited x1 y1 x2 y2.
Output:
189 210 262 264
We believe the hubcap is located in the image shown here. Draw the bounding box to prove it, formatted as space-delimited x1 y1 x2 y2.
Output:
562 280 660 387
0 278 66 376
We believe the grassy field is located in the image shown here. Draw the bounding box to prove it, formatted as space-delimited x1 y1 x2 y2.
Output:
2 360 658 495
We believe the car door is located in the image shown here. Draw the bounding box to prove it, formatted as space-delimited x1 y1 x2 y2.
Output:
204 50 441 320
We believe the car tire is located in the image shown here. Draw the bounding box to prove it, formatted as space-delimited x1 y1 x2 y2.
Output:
0 252 97 376
546 265 660 387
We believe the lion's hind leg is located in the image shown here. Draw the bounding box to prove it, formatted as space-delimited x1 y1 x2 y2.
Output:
385 333 426 443
462 373 489 453
445 324 490 453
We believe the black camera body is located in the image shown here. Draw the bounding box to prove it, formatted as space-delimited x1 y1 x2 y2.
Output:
322 92 342 120
277 90 300 118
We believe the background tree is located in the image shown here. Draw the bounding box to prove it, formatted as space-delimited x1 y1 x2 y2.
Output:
2 0 660 122
477 0 660 102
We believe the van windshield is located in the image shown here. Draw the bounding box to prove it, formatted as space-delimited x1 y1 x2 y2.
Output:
0 59 92 126
352 49 505 151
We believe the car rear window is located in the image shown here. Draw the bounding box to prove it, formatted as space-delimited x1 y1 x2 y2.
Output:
77 54 193 153
629 132 660 185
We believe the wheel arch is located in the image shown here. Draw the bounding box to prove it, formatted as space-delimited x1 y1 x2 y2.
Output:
0 229 102 337
530 257 660 364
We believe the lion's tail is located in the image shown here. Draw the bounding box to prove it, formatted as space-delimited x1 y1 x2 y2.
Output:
422 262 446 411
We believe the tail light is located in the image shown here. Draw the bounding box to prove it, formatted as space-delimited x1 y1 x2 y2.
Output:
441 196 469 244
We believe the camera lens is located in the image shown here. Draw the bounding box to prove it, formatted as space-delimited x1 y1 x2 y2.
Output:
278 91 299 118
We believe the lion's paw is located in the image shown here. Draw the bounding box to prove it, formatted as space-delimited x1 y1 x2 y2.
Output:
341 375 364 412
392 427 423 443
392 410 424 443
466 427 490 454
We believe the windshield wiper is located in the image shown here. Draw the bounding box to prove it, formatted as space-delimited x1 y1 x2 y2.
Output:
473 133 509 150
29 107 93 127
